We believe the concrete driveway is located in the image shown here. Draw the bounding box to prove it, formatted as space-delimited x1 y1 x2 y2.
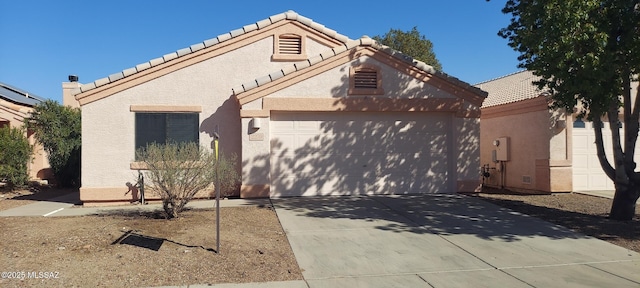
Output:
272 194 640 288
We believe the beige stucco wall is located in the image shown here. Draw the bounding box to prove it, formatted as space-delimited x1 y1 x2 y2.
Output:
240 55 481 196
79 32 338 203
481 98 571 192
269 56 458 99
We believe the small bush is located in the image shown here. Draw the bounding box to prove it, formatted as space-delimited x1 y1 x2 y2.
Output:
0 126 32 189
136 142 239 219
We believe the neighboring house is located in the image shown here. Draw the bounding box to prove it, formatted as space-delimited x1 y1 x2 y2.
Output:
0 82 51 182
476 70 640 193
72 11 487 206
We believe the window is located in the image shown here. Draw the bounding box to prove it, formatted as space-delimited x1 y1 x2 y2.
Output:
349 66 384 95
272 33 307 61
135 113 199 154
573 119 585 128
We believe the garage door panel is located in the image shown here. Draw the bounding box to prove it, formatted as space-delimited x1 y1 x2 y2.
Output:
572 125 640 191
270 112 451 196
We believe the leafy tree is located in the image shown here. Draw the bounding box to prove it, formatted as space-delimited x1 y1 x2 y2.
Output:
0 126 32 189
498 0 640 220
373 27 442 71
136 142 239 219
25 100 81 187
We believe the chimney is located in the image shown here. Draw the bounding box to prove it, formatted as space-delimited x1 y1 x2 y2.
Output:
62 75 81 108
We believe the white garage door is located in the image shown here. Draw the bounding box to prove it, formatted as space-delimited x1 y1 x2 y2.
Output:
269 112 452 197
572 121 640 191
572 122 615 190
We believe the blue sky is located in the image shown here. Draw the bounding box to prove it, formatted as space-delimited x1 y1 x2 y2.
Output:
0 0 520 103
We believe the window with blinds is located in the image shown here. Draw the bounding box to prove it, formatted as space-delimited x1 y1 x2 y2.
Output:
135 113 199 158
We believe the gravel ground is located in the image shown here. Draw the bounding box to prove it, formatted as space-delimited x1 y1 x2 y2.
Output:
0 189 302 287
471 188 640 253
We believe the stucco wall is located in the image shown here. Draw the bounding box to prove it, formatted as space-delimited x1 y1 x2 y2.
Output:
80 34 335 201
480 98 569 192
269 56 457 99
240 55 480 196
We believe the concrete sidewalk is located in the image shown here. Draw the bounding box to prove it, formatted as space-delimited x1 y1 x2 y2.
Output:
0 194 271 217
575 190 615 199
272 194 640 288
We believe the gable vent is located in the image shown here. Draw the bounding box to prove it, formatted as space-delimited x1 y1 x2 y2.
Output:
354 69 378 89
278 34 302 55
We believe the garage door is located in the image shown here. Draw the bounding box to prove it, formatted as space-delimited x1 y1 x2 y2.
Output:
572 120 640 191
270 112 452 197
572 122 615 190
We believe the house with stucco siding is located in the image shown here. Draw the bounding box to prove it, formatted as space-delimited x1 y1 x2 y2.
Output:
0 82 51 182
476 70 640 193
71 11 487 206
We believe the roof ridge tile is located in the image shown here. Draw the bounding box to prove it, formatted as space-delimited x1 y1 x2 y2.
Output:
190 42 205 52
74 10 354 95
203 37 219 47
234 39 488 100
269 12 286 23
242 23 259 34
474 70 528 86
176 47 192 57
284 11 298 20
108 72 124 82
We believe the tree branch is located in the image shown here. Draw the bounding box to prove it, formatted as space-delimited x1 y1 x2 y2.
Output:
593 116 616 180
624 77 640 182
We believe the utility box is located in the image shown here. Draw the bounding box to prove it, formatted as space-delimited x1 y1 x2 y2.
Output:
493 137 510 161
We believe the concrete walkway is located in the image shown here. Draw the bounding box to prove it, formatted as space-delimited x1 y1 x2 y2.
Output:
574 190 615 199
0 194 271 217
272 194 640 288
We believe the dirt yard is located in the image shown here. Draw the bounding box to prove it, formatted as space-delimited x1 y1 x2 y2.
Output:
0 186 639 287
0 187 302 287
472 188 640 253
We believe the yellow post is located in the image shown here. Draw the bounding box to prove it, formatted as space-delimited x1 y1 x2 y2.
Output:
213 131 220 253
214 138 219 160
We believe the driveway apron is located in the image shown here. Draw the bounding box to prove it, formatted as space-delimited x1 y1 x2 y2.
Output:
272 194 640 288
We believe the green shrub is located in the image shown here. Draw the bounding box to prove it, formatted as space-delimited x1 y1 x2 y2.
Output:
0 126 32 189
136 142 239 219
24 100 81 187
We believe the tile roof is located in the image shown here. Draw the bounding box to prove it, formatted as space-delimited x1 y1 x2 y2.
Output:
232 35 488 99
74 10 486 100
74 10 350 95
474 70 545 108
0 82 45 107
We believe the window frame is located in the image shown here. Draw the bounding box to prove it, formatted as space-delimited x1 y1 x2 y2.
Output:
130 105 202 163
134 112 200 157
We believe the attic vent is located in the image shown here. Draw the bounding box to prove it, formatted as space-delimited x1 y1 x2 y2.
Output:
522 175 532 184
348 66 384 95
278 34 302 55
272 33 306 61
354 69 378 89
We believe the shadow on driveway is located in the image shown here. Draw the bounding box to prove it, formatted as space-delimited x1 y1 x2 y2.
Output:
272 194 587 242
